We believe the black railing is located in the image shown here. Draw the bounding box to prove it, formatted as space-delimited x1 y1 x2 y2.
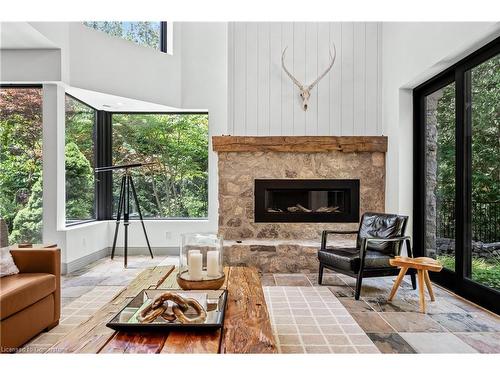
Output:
437 200 500 243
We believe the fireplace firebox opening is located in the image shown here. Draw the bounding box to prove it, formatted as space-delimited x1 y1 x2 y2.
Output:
254 179 360 223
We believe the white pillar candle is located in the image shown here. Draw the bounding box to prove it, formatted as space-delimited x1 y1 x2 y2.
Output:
187 249 200 265
188 251 203 280
206 250 220 277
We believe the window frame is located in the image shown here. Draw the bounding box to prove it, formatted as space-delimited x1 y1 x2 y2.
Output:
413 36 500 313
65 107 209 223
64 93 99 227
106 110 210 220
84 22 169 53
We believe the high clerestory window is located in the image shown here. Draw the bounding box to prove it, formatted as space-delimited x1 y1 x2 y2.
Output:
83 22 168 52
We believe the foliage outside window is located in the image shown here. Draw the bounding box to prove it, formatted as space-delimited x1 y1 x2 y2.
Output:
65 95 96 223
0 87 43 244
83 22 162 50
112 113 208 219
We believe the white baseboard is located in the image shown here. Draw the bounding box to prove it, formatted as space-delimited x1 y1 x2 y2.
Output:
62 246 179 274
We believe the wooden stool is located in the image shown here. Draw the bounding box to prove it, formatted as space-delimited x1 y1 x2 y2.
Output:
388 256 443 313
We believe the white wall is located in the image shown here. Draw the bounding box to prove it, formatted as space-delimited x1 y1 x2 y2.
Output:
109 22 230 252
65 222 109 264
382 22 500 231
29 23 70 82
42 84 67 262
228 22 382 136
0 49 61 82
67 23 182 107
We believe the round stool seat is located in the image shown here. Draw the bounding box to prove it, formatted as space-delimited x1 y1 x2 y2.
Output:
388 256 443 313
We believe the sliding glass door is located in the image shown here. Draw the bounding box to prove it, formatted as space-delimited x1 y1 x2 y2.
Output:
414 37 499 313
466 53 500 291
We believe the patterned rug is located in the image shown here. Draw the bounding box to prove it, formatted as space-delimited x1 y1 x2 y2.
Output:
264 286 380 353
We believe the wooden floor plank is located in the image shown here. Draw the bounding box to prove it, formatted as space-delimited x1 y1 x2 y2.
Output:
50 266 174 353
220 267 277 354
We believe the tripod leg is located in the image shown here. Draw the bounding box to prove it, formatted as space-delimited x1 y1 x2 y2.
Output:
130 176 154 259
111 175 126 260
124 175 130 268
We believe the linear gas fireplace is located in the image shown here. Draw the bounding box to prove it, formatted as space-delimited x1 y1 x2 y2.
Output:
254 179 360 223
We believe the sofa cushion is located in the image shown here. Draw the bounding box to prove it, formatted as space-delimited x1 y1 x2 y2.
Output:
318 247 393 273
0 273 56 320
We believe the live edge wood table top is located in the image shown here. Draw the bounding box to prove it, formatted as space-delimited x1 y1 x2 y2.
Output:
51 266 277 354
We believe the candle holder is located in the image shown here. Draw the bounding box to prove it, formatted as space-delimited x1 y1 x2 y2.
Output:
177 233 225 290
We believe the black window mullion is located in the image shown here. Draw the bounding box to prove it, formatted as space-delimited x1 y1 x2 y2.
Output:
454 67 467 285
160 22 168 53
463 69 473 279
96 110 113 220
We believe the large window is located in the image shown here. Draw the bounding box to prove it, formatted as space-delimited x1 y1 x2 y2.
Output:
0 86 43 244
65 95 96 223
414 37 499 313
83 22 167 52
468 53 500 289
112 113 209 219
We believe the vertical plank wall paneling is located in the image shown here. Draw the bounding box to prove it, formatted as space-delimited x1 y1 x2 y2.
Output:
228 22 382 136
232 23 246 135
245 23 259 136
340 23 354 135
316 22 330 136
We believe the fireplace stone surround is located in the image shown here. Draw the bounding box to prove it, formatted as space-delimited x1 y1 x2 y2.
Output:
213 136 387 273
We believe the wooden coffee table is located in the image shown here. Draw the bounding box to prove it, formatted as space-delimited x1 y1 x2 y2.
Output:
388 256 443 314
49 266 277 353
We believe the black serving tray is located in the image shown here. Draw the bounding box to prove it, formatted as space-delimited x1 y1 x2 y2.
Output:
106 289 227 332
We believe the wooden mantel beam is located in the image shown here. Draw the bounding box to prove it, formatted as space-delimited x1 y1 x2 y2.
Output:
212 136 387 153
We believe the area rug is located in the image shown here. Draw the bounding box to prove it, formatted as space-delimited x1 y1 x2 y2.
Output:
263 286 380 353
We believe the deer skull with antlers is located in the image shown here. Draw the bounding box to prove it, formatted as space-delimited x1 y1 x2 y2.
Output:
281 45 336 111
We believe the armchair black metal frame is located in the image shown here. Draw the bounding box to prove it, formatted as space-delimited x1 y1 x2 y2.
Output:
318 217 417 300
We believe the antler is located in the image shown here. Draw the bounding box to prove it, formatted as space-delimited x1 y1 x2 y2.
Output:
307 44 336 90
281 47 304 89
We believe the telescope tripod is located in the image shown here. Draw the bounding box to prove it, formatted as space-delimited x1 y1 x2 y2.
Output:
111 169 153 267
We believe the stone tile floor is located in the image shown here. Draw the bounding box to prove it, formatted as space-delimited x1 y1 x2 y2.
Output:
21 256 500 354
263 272 500 353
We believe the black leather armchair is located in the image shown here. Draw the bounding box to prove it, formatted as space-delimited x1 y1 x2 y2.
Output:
318 212 416 299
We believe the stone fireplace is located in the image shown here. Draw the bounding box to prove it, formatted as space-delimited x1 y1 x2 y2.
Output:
213 136 387 273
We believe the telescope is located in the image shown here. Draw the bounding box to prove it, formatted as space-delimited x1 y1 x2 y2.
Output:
95 162 157 267
94 162 157 173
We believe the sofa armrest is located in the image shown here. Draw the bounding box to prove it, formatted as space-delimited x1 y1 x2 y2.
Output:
10 248 60 276
9 247 61 324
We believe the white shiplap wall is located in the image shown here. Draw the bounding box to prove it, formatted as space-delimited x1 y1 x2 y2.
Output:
228 22 382 136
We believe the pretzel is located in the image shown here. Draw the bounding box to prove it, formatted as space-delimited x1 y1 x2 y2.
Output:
172 298 207 324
